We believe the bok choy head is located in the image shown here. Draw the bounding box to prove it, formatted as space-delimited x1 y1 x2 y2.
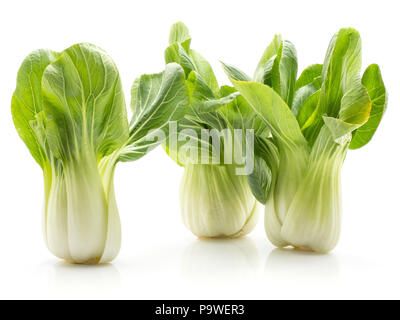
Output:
224 28 387 252
12 44 188 264
160 22 275 238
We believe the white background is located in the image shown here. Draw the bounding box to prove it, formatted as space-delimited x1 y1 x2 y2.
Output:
0 0 399 299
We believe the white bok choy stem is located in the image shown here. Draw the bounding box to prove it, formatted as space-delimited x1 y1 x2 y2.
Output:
180 164 259 238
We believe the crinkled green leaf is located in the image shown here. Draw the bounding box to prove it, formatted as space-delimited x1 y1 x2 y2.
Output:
130 77 140 114
254 34 282 83
295 64 323 90
322 117 360 144
350 64 387 149
166 23 219 93
220 62 251 82
247 137 278 204
165 43 196 76
41 43 129 160
339 78 371 124
196 93 240 114
130 73 163 115
169 21 192 52
187 71 238 114
320 28 362 117
292 76 322 116
180 72 230 131
301 28 362 145
189 50 219 93
230 80 308 149
259 56 275 87
120 63 189 162
11 49 60 167
218 86 269 137
186 71 216 107
270 40 298 107
292 64 323 117
297 90 321 129
322 78 371 144
254 37 298 107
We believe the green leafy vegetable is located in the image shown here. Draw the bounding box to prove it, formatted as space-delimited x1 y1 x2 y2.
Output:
12 44 188 263
225 28 387 252
162 22 265 238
